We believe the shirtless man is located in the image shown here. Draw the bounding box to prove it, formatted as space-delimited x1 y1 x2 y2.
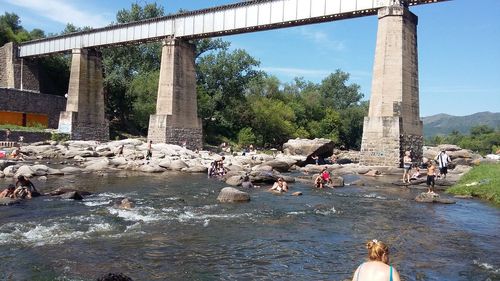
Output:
426 161 437 195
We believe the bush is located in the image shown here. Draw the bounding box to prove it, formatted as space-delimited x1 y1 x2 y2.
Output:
237 127 256 147
50 132 70 142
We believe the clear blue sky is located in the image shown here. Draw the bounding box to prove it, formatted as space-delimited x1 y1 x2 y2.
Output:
1 0 499 117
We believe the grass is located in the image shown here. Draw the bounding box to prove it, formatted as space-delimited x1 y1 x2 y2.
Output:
0 124 48 132
446 163 500 205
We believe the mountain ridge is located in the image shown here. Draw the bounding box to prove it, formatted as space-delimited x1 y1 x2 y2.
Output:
422 111 500 137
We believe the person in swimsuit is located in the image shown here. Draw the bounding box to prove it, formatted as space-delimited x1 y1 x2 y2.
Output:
14 175 38 199
270 177 288 192
0 184 16 198
352 239 401 281
402 151 412 183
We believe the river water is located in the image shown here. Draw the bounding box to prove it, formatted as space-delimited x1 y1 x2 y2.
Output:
0 172 498 281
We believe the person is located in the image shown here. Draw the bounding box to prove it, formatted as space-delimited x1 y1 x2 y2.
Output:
271 177 288 192
0 184 16 198
146 141 152 160
208 161 217 178
14 175 38 199
241 175 259 188
5 128 11 141
435 150 451 179
10 146 23 160
117 145 124 157
410 167 421 181
314 167 333 189
426 160 437 195
352 239 401 281
402 151 412 183
216 156 226 176
312 155 320 165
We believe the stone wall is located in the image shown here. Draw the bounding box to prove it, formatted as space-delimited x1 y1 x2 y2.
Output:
0 88 66 128
0 130 52 143
0 45 8 87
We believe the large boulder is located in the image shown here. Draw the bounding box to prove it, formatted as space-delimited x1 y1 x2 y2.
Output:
170 160 188 171
262 160 290 173
139 165 166 173
3 165 18 177
330 176 345 187
226 175 243 186
85 158 110 171
415 192 456 204
283 138 334 166
217 187 250 203
0 160 16 171
14 165 34 177
31 164 50 176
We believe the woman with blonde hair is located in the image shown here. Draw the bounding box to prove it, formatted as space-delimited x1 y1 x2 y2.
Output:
352 240 401 281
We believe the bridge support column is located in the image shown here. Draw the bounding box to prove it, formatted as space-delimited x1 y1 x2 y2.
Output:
147 39 202 150
360 5 423 167
0 42 39 91
58 48 109 141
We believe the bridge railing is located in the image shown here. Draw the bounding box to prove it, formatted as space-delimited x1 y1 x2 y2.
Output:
18 0 448 57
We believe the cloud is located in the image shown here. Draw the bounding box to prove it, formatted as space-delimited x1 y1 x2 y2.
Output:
296 27 346 51
4 0 111 28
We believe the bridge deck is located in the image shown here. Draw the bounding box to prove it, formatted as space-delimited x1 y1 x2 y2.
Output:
18 0 448 57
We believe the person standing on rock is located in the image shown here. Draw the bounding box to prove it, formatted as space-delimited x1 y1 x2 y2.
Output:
435 150 451 179
351 239 401 281
426 161 437 195
402 151 412 183
146 141 152 160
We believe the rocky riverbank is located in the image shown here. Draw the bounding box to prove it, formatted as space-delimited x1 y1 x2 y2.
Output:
1 139 497 196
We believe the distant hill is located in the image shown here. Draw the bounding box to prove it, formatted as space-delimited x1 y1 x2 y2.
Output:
422 112 500 137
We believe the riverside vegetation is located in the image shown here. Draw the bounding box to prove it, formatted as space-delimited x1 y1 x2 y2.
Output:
447 163 500 205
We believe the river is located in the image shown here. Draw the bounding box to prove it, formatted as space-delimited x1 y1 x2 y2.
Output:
0 172 498 280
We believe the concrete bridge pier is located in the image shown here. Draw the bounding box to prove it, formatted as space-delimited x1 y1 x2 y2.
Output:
58 48 109 140
360 5 423 167
147 39 203 150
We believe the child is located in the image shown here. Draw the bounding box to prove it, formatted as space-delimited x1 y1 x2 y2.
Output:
426 161 437 195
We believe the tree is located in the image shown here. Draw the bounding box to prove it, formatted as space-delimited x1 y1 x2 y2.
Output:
197 49 262 142
319 70 364 110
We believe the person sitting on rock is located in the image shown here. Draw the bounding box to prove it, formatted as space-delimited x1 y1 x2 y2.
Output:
14 175 38 199
216 156 226 176
410 167 421 181
116 144 125 157
271 177 288 192
0 184 16 198
315 167 333 188
10 147 23 160
351 239 401 281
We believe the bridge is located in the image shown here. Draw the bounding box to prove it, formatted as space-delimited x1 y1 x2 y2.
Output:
0 0 449 166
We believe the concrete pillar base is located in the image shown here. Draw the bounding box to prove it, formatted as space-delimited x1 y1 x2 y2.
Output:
147 114 202 150
359 116 423 167
58 111 109 141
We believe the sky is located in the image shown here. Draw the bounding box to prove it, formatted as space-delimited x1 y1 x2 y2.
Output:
1 0 499 117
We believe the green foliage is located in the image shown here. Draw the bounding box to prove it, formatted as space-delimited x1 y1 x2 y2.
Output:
50 132 70 142
0 124 45 132
237 127 257 146
427 125 500 155
447 163 500 205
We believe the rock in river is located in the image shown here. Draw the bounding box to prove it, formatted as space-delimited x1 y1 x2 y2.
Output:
217 187 250 203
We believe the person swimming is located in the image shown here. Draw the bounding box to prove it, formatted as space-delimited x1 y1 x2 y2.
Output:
270 177 288 192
